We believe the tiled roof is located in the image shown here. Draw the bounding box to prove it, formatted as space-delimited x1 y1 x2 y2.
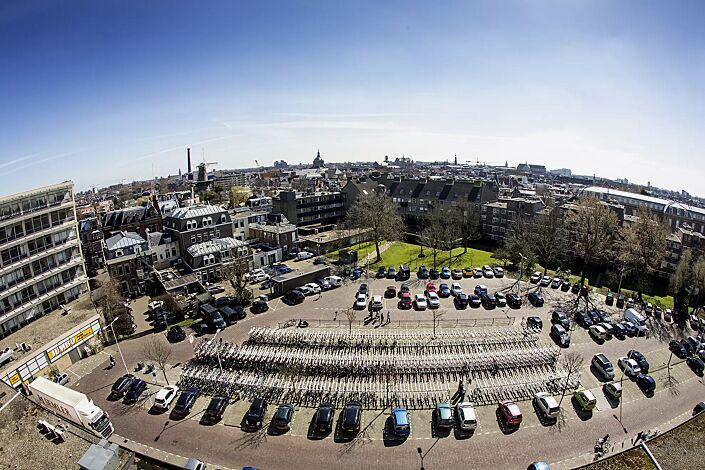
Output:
168 204 226 220
186 237 246 257
105 231 146 251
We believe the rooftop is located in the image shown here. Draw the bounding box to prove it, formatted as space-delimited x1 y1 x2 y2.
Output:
186 237 246 257
0 181 74 205
168 204 226 220
105 231 146 251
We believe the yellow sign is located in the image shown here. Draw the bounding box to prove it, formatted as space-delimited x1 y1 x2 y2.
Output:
8 372 20 385
48 325 95 362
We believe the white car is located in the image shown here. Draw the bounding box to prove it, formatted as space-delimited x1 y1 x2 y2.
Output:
589 325 607 341
627 297 635 308
455 402 478 431
427 291 440 309
305 283 322 294
451 283 463 296
354 294 367 309
296 251 314 261
493 267 504 278
148 300 164 312
530 271 542 283
540 276 551 287
153 385 179 410
298 285 313 296
618 357 641 377
483 267 494 278
551 277 561 288
494 292 506 307
533 392 560 419
370 295 383 311
604 381 622 400
414 294 427 310
644 302 653 314
250 272 269 283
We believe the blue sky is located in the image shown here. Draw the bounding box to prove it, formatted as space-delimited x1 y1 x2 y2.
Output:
1 0 704 195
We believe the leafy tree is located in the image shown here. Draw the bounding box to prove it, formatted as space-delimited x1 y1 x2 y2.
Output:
224 260 253 305
566 197 618 286
618 208 669 300
229 186 253 208
454 202 482 253
345 191 404 263
671 250 705 324
96 277 132 336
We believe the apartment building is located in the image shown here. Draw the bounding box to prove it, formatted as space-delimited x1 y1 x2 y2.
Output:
102 203 162 239
273 190 346 227
104 231 153 296
481 197 546 243
0 182 88 338
79 217 104 276
214 169 249 190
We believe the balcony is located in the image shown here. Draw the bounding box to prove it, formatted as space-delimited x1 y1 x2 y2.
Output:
0 274 87 325
0 237 79 276
0 218 77 254
0 198 73 228
0 256 83 304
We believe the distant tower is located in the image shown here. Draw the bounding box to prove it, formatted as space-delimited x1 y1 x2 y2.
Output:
312 149 325 168
505 160 508 167
187 148 192 180
454 154 458 165
385 155 389 163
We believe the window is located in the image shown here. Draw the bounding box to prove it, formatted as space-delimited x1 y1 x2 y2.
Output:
191 235 196 243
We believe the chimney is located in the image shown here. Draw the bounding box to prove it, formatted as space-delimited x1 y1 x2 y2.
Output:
187 148 192 175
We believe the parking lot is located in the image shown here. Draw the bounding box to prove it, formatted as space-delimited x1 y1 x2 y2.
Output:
71 268 705 470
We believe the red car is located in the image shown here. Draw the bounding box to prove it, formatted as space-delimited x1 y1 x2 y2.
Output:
385 286 397 298
400 292 413 309
498 400 522 426
425 282 437 293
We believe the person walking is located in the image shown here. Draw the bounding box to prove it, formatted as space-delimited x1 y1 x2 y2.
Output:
387 310 391 324
109 355 115 368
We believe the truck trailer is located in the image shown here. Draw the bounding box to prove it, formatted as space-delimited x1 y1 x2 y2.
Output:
28 377 114 438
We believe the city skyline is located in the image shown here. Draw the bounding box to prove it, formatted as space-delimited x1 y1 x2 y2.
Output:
1 1 704 195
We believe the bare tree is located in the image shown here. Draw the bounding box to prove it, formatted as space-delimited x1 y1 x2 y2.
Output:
432 309 445 338
671 249 705 325
421 210 446 269
455 202 482 253
567 197 619 286
558 351 584 407
618 208 669 301
346 191 403 263
441 212 462 268
345 307 356 335
531 208 570 275
143 337 173 385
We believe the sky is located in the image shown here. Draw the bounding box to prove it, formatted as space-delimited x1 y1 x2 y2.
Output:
1 0 704 195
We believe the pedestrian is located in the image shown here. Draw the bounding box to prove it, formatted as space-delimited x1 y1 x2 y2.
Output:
109 355 115 368
334 310 338 321
387 311 391 324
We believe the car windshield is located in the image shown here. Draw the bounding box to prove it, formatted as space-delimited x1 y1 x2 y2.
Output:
176 393 193 408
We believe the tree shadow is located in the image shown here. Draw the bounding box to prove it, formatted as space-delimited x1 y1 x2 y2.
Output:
570 397 594 421
230 427 268 451
381 417 408 447
495 409 520 435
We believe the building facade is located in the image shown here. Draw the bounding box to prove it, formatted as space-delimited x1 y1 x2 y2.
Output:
273 190 346 227
102 203 162 240
104 231 154 296
0 182 88 338
79 217 104 277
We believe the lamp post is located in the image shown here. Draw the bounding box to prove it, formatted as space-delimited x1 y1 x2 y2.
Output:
417 447 425 470
107 317 129 375
210 328 224 374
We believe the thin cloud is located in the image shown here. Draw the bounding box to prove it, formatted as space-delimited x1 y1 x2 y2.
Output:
0 153 40 170
118 134 240 166
5 152 74 174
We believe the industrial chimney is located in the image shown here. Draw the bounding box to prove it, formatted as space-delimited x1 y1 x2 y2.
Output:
187 148 192 180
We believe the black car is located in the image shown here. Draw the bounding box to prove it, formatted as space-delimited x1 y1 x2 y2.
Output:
469 294 482 308
201 304 226 330
272 404 295 431
251 300 269 314
694 401 705 416
314 403 335 432
626 350 649 373
214 296 236 309
612 323 628 338
172 388 199 417
605 292 614 306
454 293 469 309
153 308 177 331
669 340 688 359
636 374 656 395
571 283 580 294
438 283 451 298
687 356 705 375
682 339 696 356
480 293 497 309
418 266 430 279
340 401 362 433
205 396 229 423
397 265 411 281
376 267 387 278
358 284 369 296
506 293 522 309
616 294 625 309
526 316 543 330
587 309 601 325
560 280 570 292
596 310 612 323
109 374 134 399
244 397 268 429
283 289 305 305
124 379 147 404
429 268 440 280
551 311 570 329
575 311 593 328
528 292 544 307
167 325 187 343
387 267 397 279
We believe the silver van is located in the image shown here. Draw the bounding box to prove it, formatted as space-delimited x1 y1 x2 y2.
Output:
624 308 649 336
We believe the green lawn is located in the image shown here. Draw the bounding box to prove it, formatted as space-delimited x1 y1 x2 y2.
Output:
363 242 498 271
328 241 378 261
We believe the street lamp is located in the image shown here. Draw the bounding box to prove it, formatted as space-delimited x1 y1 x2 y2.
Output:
210 328 224 374
107 317 129 375
417 447 425 470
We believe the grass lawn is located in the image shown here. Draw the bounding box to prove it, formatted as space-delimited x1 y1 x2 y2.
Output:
365 242 498 271
328 240 378 261
172 318 197 329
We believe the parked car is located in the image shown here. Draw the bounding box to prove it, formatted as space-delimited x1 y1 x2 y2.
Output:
440 267 451 279
550 324 570 347
644 302 653 315
463 267 475 278
473 267 483 278
451 283 463 296
494 267 504 278
560 280 570 292
340 401 362 433
636 374 656 395
435 402 454 429
385 285 397 298
205 396 229 423
526 316 543 330
534 392 560 419
429 268 440 279
480 293 497 309
654 306 663 318
455 401 477 431
53 373 70 386
400 292 413 309
110 374 135 399
483 266 494 278
296 251 314 260
540 276 551 287
387 267 397 279
454 293 469 309
370 296 384 311
438 283 451 298
669 340 689 359
451 269 463 280
575 311 593 328
283 289 305 305
397 265 411 281
551 277 561 289
551 311 570 328
153 385 179 411
618 357 641 377
498 400 522 426
527 462 550 470
616 294 625 308
604 381 622 400
427 291 440 309
124 379 147 404
664 309 673 322
469 294 482 308
425 282 437 293
506 293 522 309
399 283 411 297
495 292 507 307
418 265 430 279
620 321 637 337
358 283 369 296
626 350 649 373
528 292 544 307
627 297 635 308
589 324 607 342
391 407 411 436
530 271 542 283
244 397 268 429
314 403 335 432
687 356 705 375
592 353 615 380
612 322 628 338
272 404 295 431
474 284 488 296
414 294 428 310
377 267 386 278
354 294 368 310
172 388 199 417
251 299 269 314
693 401 705 416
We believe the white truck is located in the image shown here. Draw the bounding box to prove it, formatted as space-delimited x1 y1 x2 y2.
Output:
28 377 114 438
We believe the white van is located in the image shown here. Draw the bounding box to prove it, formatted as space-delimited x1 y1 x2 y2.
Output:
624 308 649 336
325 275 342 288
